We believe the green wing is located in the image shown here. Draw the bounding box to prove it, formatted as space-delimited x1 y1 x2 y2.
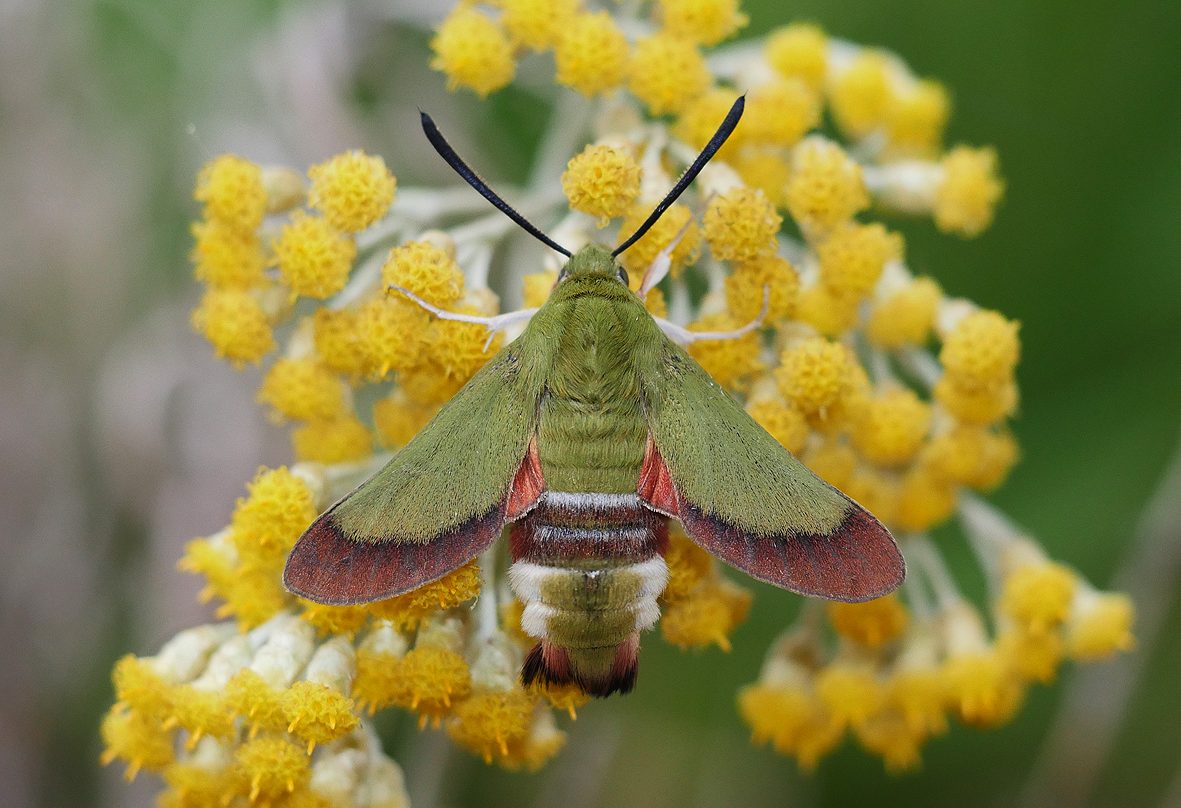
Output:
285 344 545 604
639 342 904 602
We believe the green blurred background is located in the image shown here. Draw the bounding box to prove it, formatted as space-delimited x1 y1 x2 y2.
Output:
1 1 1179 806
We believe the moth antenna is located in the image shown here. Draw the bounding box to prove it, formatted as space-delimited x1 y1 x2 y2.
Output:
420 111 572 257
613 95 745 258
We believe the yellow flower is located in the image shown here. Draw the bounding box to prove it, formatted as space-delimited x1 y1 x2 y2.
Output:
112 655 173 716
1000 561 1078 634
703 187 782 263
553 12 630 97
731 148 793 209
815 661 884 730
307 150 396 233
298 601 371 638
887 79 951 156
273 212 357 299
230 466 318 564
521 270 557 308
934 376 1019 426
311 308 368 378
656 0 748 46
924 425 1019 490
373 388 438 449
764 23 828 92
500 0 579 50
282 681 359 753
998 626 1065 684
355 297 430 380
533 681 591 720
784 137 869 237
662 529 714 601
743 78 820 148
217 564 292 629
935 146 1005 236
628 33 711 116
234 735 310 802
774 336 857 417
370 562 481 630
191 288 275 366
291 415 373 464
382 240 465 307
661 578 752 651
854 710 925 773
851 388 932 468
866 276 942 348
352 623 409 715
894 466 958 532
941 651 1025 728
392 643 472 728
1066 590 1136 660
562 144 642 226
195 155 266 233
448 688 536 763
886 668 948 738
100 705 175 780
258 358 348 423
803 439 858 490
427 306 503 385
794 283 861 337
687 312 765 390
816 222 902 298
827 593 910 649
191 220 267 288
226 669 288 736
615 201 700 275
737 677 816 754
430 7 516 97
828 51 895 141
940 309 1021 392
673 87 743 156
746 397 809 455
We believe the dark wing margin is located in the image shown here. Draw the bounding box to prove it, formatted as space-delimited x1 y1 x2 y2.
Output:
284 348 546 605
639 345 904 602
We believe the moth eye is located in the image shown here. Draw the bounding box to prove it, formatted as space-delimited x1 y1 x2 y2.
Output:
617 267 630 286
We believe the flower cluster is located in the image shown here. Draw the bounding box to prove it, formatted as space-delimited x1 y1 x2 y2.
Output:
104 0 1135 800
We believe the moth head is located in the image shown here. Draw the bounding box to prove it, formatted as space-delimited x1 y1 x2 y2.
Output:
418 96 744 272
556 244 629 287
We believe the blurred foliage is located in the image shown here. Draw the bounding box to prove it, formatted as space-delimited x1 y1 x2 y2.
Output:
21 0 1181 806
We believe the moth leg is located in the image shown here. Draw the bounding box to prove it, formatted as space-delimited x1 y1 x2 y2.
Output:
654 286 769 346
638 219 693 296
390 285 538 350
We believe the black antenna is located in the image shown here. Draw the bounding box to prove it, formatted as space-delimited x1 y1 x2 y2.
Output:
613 95 745 258
420 111 572 257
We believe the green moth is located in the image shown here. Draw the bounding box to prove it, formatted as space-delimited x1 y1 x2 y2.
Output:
285 97 905 696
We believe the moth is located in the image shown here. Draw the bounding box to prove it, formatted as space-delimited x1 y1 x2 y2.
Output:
285 97 905 697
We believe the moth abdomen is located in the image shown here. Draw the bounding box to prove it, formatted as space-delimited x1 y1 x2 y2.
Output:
508 491 669 696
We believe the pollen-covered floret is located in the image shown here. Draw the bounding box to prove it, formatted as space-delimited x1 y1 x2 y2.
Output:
1000 560 1078 635
307 150 397 234
191 288 275 365
615 201 700 275
661 578 752 651
829 51 894 141
816 222 902 298
230 466 318 562
628 33 711 116
191 220 267 288
687 312 765 390
292 415 373 464
774 336 858 417
887 79 951 156
382 240 465 307
561 144 642 226
1066 590 1136 660
852 388 932 468
940 309 1021 392
703 187 782 263
725 253 799 323
500 0 580 50
259 358 348 424
656 0 748 45
553 12 630 96
430 6 516 97
784 137 870 237
867 276 942 347
743 78 821 148
764 23 829 91
195 155 266 233
935 146 1005 237
828 593 910 649
273 212 357 299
